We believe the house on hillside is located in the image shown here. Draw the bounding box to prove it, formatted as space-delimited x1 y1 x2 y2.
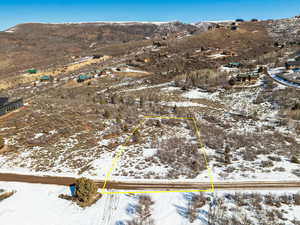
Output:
222 50 237 57
229 72 260 85
236 73 259 82
40 75 53 82
225 62 243 68
0 97 9 107
285 61 300 70
98 70 107 76
93 54 103 59
26 69 37 74
77 75 92 83
231 25 238 31
0 97 23 116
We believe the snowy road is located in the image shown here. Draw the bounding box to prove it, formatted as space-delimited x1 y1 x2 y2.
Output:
267 68 300 89
1 173 300 191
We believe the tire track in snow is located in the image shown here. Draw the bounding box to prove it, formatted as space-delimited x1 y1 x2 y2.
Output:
101 191 120 225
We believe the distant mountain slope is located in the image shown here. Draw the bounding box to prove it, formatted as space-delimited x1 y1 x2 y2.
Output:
0 21 202 77
2 21 200 43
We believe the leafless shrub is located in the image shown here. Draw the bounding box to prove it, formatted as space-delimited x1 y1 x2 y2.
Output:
161 119 181 127
155 137 205 177
268 155 282 162
288 109 300 120
200 123 225 150
261 160 274 168
103 109 112 119
294 193 300 205
127 195 155 225
291 155 300 164
264 194 281 207
292 169 300 177
183 69 229 89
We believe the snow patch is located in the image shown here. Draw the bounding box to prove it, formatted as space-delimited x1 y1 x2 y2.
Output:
182 89 219 100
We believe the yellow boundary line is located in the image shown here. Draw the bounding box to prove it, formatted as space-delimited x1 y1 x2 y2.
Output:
101 115 214 194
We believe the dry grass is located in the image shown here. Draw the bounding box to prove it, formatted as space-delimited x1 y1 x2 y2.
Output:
288 109 300 120
0 56 110 91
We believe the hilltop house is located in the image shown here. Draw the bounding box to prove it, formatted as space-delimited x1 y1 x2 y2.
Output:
0 97 23 116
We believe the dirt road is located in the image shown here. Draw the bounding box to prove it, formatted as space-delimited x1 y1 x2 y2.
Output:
1 173 300 191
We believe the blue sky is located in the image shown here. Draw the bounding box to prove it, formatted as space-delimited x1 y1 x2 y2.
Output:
0 0 299 30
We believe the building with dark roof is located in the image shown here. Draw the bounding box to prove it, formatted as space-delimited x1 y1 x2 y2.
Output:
0 97 9 107
285 61 300 69
0 97 23 116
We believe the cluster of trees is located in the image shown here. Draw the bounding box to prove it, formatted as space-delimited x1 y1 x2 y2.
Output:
59 178 99 207
180 69 229 90
75 178 98 204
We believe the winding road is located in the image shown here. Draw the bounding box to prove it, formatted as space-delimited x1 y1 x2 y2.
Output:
267 68 300 89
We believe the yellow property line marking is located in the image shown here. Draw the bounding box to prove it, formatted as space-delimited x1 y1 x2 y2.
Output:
101 115 214 194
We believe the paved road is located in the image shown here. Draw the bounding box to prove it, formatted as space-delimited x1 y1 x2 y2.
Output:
1 173 300 191
267 69 300 89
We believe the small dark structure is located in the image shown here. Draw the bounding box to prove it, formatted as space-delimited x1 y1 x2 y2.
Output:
0 97 9 107
93 55 103 59
97 70 107 76
40 75 53 82
26 69 37 74
153 41 166 48
226 62 243 68
77 75 92 83
0 98 23 116
229 72 259 85
153 41 162 47
236 73 259 82
285 61 300 70
231 25 238 31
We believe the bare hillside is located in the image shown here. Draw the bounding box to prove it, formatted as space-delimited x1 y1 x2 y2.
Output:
0 22 200 78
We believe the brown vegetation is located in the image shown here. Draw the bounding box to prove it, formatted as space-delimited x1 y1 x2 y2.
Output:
0 136 4 149
59 177 101 207
0 190 15 201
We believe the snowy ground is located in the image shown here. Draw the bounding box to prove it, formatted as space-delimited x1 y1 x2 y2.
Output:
0 74 299 183
1 182 300 225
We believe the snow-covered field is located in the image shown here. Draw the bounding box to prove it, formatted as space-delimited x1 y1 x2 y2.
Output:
1 182 300 225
